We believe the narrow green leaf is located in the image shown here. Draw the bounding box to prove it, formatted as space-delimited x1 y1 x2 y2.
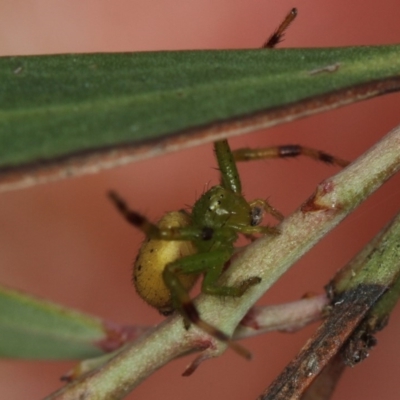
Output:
0 284 109 359
1 45 400 192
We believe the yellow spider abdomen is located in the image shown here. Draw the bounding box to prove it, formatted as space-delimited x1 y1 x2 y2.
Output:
133 211 198 315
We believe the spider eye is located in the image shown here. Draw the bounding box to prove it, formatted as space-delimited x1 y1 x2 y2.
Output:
250 206 263 226
201 227 214 240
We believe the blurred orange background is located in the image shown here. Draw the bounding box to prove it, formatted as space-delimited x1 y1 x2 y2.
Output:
0 1 400 399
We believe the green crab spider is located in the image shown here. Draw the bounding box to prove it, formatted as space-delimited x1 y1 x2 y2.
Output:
108 140 348 358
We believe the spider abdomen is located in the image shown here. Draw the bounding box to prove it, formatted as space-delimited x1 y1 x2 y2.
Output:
133 211 198 315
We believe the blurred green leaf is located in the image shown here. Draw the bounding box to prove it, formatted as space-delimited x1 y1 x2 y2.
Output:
0 284 107 359
1 45 400 170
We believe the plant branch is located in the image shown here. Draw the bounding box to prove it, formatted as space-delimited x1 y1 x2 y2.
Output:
259 209 400 399
46 123 400 400
234 294 328 340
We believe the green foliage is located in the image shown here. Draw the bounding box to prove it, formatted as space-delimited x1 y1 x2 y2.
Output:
0 285 106 359
1 45 399 168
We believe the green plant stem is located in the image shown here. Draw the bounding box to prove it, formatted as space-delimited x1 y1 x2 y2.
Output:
46 123 400 400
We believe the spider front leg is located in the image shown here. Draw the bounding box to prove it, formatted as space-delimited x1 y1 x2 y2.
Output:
214 139 243 194
232 145 350 167
163 250 260 359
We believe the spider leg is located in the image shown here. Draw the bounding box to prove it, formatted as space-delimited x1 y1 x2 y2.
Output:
232 145 350 168
163 251 260 359
263 8 297 48
214 140 242 194
108 190 163 235
236 224 280 236
109 191 215 241
201 259 261 297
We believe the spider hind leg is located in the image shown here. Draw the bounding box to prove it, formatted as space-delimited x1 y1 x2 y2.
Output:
163 251 260 359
